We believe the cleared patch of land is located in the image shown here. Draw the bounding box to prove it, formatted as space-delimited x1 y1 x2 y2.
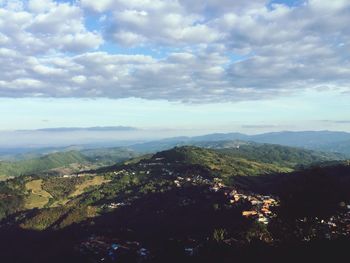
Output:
70 176 110 197
25 179 52 209
0 175 12 182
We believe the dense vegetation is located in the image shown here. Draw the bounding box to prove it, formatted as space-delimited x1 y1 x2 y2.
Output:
216 143 344 168
0 148 141 180
0 151 88 178
0 146 347 224
42 177 87 200
0 177 26 219
154 146 292 183
0 145 350 262
82 147 140 165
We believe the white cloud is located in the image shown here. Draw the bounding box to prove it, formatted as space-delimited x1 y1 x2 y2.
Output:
28 0 55 13
0 1 103 54
0 0 350 103
80 0 114 12
112 30 146 46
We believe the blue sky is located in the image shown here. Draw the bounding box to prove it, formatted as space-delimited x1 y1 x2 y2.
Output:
0 0 350 137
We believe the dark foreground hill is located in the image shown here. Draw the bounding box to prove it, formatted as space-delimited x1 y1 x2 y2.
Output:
0 146 350 262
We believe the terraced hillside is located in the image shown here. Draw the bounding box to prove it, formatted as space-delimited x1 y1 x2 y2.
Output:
0 145 345 229
0 146 349 262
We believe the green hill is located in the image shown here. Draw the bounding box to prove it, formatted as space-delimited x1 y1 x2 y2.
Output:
81 147 140 165
0 151 88 178
0 145 345 220
214 143 344 168
1 145 350 262
154 146 291 180
0 145 350 262
0 146 292 222
0 147 141 180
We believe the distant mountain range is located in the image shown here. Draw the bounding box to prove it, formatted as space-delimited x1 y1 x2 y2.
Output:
1 130 350 161
129 130 350 156
0 138 346 180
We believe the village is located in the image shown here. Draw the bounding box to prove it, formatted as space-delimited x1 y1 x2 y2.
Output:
173 174 280 226
74 158 350 262
98 154 282 226
295 211 350 241
79 236 150 262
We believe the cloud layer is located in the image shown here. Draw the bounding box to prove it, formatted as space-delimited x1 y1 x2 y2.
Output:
0 0 349 102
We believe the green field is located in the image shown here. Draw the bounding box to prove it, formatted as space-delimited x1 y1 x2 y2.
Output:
70 176 110 197
24 179 52 209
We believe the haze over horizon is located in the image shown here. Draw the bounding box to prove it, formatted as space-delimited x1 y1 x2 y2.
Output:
1 0 350 137
3 2 350 262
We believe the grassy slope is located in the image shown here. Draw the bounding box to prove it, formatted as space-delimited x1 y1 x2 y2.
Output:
70 176 110 197
24 179 52 209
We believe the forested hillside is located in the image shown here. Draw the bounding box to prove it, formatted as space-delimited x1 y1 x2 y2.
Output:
215 143 344 168
0 151 87 178
0 146 350 262
0 148 141 180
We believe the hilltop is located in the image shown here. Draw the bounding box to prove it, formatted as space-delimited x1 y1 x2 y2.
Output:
0 145 345 220
0 146 350 262
154 144 343 170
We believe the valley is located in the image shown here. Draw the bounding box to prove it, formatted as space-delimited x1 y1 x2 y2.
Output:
0 142 349 262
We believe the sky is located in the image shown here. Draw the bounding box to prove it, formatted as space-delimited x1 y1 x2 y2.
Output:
0 0 350 139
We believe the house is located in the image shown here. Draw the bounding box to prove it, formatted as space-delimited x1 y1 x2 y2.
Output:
258 217 269 224
107 203 118 209
138 248 150 258
217 182 225 188
111 243 120 250
174 180 181 187
250 199 261 205
108 202 126 209
263 198 278 206
233 194 241 201
229 190 238 197
210 185 220 192
261 208 272 214
242 211 258 217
